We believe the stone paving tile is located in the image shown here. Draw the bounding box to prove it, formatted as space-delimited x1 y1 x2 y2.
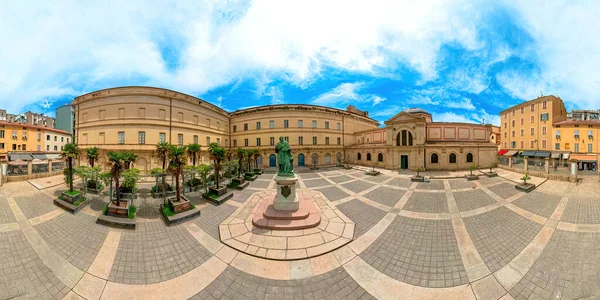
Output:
512 191 562 219
337 199 387 238
487 182 520 199
0 230 69 300
385 178 413 189
257 174 275 180
230 189 255 203
303 179 331 188
298 173 321 179
417 180 445 190
0 196 17 224
341 180 373 194
561 196 600 224
189 266 375 300
509 231 600 300
136 196 163 219
109 221 212 285
363 186 405 207
14 193 56 219
360 216 468 288
362 174 391 183
327 175 354 183
321 171 343 177
403 192 449 213
194 203 237 240
464 206 542 273
453 189 497 212
34 212 109 271
249 180 270 189
477 176 504 186
314 186 351 201
448 179 476 190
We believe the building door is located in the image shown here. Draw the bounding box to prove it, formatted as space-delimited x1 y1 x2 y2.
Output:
298 154 305 166
269 154 277 167
400 155 409 169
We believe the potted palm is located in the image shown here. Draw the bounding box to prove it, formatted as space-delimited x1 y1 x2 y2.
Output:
484 162 498 177
85 166 103 194
156 142 170 170
365 161 380 176
515 172 535 192
197 164 213 195
466 164 479 181
59 143 82 204
187 143 201 166
150 168 174 198
204 143 233 204
119 168 140 199
231 148 248 188
122 152 138 170
228 159 248 190
105 151 131 219
411 167 426 182
245 149 259 181
166 145 194 213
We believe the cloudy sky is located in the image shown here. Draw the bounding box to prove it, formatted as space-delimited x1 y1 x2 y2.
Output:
0 0 598 126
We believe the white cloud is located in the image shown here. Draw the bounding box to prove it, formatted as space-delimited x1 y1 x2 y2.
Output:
432 112 474 123
267 87 284 104
370 105 404 117
446 97 476 110
312 82 385 108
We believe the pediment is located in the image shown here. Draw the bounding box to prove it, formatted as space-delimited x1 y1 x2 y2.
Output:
384 112 426 125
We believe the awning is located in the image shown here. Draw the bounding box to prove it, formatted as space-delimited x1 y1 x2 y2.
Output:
8 153 33 161
503 150 517 157
521 150 537 157
32 159 47 164
8 160 28 165
533 151 551 158
46 154 61 160
31 153 47 160
498 149 509 156
551 151 569 159
563 153 570 159
570 154 597 162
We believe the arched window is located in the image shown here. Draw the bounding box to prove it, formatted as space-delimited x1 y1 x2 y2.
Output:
325 153 331 163
397 130 415 146
466 153 473 163
408 132 413 146
357 153 362 160
431 153 438 164
367 153 372 161
449 153 457 164
336 152 342 163
377 153 383 162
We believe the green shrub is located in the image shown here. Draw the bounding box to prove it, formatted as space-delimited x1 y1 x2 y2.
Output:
128 205 137 219
64 190 80 196
102 204 108 215
162 206 174 217
190 203 195 209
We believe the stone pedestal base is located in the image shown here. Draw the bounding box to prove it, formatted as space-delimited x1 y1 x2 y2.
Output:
273 174 299 211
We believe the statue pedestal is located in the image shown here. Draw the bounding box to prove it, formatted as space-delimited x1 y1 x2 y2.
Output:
273 174 299 211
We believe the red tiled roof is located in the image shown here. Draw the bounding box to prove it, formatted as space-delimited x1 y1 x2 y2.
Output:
553 120 600 126
0 121 70 135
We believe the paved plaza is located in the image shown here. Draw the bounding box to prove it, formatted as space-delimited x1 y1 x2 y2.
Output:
1 167 600 300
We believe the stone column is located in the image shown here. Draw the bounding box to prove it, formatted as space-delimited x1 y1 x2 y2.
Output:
27 161 32 177
545 157 550 174
523 156 528 172
508 156 512 168
49 160 53 175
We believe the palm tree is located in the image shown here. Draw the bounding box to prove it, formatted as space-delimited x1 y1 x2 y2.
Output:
108 152 126 206
247 149 258 172
168 145 187 203
156 142 170 170
187 143 201 166
123 152 138 170
61 143 80 192
208 142 225 188
236 147 246 178
86 147 99 167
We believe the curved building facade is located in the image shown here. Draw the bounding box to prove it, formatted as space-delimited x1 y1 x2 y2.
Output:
73 87 497 171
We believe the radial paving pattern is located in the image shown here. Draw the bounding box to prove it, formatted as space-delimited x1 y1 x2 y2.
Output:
1 167 599 300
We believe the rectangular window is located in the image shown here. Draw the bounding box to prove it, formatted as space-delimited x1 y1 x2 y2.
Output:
512 131 515 138
45 145 48 151
138 132 145 144
178 134 183 145
118 132 125 144
99 110 105 120
244 139 248 147
298 136 303 145
504 132 507 138
337 137 341 145
159 133 166 143
256 138 261 146
555 143 560 150
207 119 211 127
99 132 105 144
233 125 237 132
520 129 524 136
512 120 515 127
504 122 507 129
520 118 524 125
556 130 560 137
0 143 4 149
177 112 183 122
541 140 547 148
270 120 275 128
312 120 317 128
313 136 317 145
244 123 248 131
216 138 220 145
565 143 570 150
82 113 87 122
511 141 516 148
216 122 220 130
589 130 593 138
530 140 535 148
194 115 198 125
337 123 341 130
530 116 534 123
256 122 261 130
284 136 289 142
298 120 303 128
520 107 524 114
520 141 524 148
61 136 64 142
575 130 580 138
530 128 534 136
159 109 166 119
206 137 210 145
325 137 329 145
119 108 125 118
54 145 57 151
0 130 4 138
325 122 329 129
543 101 547 109
589 143 593 153
193 135 198 144
575 143 580 152
542 126 547 135
530 104 535 111
233 140 237 147
540 113 549 121
54 136 57 141
284 120 289 128
270 137 275 146
139 108 145 118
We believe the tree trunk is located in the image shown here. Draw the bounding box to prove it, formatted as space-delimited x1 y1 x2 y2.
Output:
215 161 220 188
68 157 73 191
193 155 196 166
115 175 120 206
162 156 166 170
176 171 181 202
91 159 94 168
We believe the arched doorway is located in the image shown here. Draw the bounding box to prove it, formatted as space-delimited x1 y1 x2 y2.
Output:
257 155 263 167
311 153 319 166
298 153 305 167
325 153 331 163
136 157 148 172
269 154 277 167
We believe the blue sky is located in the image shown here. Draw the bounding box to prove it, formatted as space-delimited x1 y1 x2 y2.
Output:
1 0 599 126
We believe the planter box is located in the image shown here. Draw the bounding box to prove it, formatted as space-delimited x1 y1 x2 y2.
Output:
119 192 137 200
168 196 192 214
465 174 479 181
336 164 344 168
244 173 258 181
253 169 263 175
483 172 498 177
209 186 228 197
203 190 234 205
310 167 320 170
232 177 246 185
107 200 131 219
411 176 425 182
61 191 82 204
152 190 176 199
228 180 249 190
365 170 380 176
160 204 200 226
85 188 101 195
515 183 536 193
54 197 88 214
97 215 136 229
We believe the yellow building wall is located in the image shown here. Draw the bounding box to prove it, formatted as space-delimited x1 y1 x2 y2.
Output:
553 125 600 154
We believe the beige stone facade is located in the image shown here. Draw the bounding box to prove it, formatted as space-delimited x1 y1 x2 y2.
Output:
73 86 497 172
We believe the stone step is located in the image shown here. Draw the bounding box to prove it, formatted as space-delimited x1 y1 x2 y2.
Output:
263 207 309 220
97 214 136 229
252 213 321 230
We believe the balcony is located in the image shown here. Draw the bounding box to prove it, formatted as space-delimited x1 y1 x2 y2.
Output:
575 135 580 139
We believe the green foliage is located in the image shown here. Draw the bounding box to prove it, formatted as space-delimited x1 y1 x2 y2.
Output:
197 164 213 194
415 167 425 177
128 205 136 219
190 203 195 209
73 198 85 206
102 204 108 215
152 184 173 193
64 189 80 196
122 152 138 169
155 142 170 170
521 172 531 184
61 143 80 160
98 172 112 186
122 168 141 190
63 168 74 187
150 167 165 175
469 164 476 175
187 143 201 165
489 162 497 172
86 147 99 167
162 205 174 217
208 143 225 188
